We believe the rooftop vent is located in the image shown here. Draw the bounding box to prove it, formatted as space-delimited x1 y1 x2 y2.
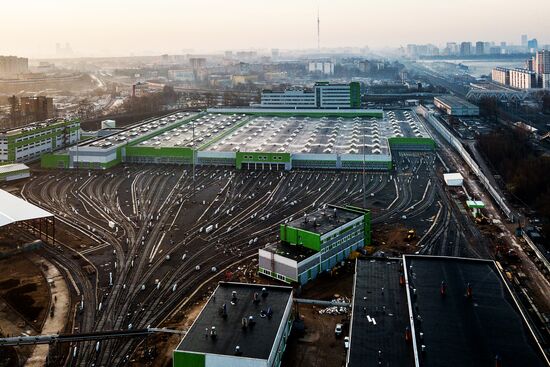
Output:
210 326 217 340
261 287 268 298
234 346 242 356
253 292 260 304
241 317 248 330
231 290 238 305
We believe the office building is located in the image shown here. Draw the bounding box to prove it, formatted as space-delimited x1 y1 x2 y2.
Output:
260 82 360 109
0 56 28 77
492 67 510 85
173 282 293 367
460 42 472 56
543 74 550 89
346 256 549 367
434 95 480 116
509 68 538 89
308 61 334 75
259 205 371 285
0 120 80 164
528 39 539 52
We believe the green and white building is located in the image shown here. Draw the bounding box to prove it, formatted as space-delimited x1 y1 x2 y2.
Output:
0 120 80 164
259 205 371 285
173 282 293 367
0 163 30 181
41 109 434 171
258 82 361 109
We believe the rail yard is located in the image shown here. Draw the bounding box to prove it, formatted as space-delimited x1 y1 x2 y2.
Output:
16 145 483 365
2 109 548 366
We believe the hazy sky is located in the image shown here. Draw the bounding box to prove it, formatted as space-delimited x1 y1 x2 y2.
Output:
1 0 549 58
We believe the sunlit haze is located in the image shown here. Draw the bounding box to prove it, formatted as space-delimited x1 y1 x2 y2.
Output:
2 0 550 57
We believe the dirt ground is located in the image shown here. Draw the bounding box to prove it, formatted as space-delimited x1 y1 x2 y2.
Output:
282 263 355 367
0 254 49 366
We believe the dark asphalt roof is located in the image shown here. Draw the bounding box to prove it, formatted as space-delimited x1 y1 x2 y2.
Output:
263 241 318 262
404 255 548 367
348 258 415 367
286 206 362 236
176 282 292 360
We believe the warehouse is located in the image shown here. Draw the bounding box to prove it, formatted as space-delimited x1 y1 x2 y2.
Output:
434 95 479 116
41 110 434 171
0 119 79 164
173 282 293 367
258 205 371 285
346 256 550 367
0 163 30 181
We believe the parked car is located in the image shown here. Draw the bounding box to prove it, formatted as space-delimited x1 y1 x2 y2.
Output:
335 323 343 336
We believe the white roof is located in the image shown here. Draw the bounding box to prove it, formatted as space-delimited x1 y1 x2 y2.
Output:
443 173 463 180
0 163 29 175
0 189 53 227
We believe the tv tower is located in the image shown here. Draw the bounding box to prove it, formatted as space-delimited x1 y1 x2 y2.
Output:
317 4 320 51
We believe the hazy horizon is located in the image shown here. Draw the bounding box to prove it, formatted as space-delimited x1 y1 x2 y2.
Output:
2 0 549 58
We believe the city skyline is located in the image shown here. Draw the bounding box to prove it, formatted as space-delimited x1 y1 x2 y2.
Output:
1 0 549 58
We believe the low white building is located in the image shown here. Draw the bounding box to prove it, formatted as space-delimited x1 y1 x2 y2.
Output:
443 172 464 186
0 163 30 181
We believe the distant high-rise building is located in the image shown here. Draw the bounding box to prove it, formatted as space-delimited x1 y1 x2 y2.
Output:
446 42 459 56
224 51 233 59
0 56 28 76
271 49 279 59
308 61 334 75
189 57 206 70
475 41 485 55
527 39 538 52
521 35 528 47
460 42 472 56
534 50 550 75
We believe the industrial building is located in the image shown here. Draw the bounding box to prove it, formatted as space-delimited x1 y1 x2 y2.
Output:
0 163 30 181
173 282 293 367
1 119 80 164
433 95 480 116
258 205 371 285
258 82 361 109
41 109 434 171
346 256 550 367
